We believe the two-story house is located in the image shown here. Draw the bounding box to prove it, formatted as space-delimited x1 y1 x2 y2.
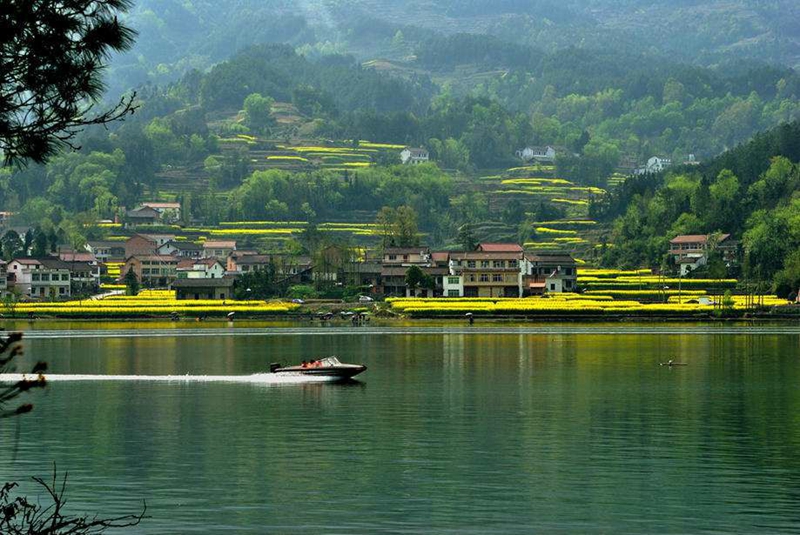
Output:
87 241 126 262
523 254 578 294
381 247 433 296
121 255 180 287
7 258 72 299
125 205 160 226
202 240 236 260
124 235 159 259
400 147 430 165
445 246 524 298
158 241 203 259
176 258 226 279
669 234 738 275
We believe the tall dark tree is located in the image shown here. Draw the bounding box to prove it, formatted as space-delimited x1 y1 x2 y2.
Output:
0 0 138 165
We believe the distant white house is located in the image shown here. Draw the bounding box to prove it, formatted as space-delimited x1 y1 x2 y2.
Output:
400 147 430 165
516 145 557 163
635 156 672 175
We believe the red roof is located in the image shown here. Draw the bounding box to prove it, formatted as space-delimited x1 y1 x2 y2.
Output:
477 243 524 253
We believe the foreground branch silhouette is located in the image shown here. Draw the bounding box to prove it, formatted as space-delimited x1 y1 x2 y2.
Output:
1 333 146 533
0 0 138 165
1 469 146 535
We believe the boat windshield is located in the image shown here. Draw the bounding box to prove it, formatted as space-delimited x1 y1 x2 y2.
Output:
318 356 342 367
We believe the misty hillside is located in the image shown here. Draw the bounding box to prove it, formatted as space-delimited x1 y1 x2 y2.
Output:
109 0 800 96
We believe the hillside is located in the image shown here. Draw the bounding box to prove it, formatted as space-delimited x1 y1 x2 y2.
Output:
598 120 800 296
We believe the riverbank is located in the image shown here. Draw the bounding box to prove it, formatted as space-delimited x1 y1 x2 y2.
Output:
2 290 796 322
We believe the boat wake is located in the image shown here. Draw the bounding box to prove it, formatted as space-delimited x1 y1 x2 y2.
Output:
0 373 341 385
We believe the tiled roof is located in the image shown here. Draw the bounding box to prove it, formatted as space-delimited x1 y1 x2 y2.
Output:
203 241 236 248
525 254 576 264
385 247 430 255
670 234 731 244
477 243 523 253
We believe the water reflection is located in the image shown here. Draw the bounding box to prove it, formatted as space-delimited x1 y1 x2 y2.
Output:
0 326 799 533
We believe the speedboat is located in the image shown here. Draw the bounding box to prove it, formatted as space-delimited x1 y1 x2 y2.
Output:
269 356 366 381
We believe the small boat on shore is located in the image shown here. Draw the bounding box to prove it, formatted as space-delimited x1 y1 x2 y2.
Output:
269 356 366 381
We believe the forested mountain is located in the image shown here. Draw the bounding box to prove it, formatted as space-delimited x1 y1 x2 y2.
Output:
2 0 799 294
597 120 800 296
341 0 800 68
109 1 800 96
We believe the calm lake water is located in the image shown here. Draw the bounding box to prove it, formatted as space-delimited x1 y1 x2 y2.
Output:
2 321 800 534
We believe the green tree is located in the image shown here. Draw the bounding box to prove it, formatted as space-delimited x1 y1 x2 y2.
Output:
243 93 275 133
405 265 424 295
0 0 137 164
458 223 477 251
124 269 139 296
394 206 420 247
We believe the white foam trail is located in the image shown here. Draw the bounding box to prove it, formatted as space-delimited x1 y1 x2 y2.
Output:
0 373 338 385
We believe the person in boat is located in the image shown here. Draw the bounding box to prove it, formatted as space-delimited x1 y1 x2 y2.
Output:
300 360 308 368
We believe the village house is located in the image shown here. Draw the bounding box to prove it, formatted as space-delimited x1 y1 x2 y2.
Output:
121 255 180 287
383 247 432 265
140 202 181 222
176 258 226 279
523 254 578 294
227 253 272 274
635 156 672 175
226 253 314 283
86 241 126 262
124 235 159 258
202 240 236 260
669 234 738 275
400 147 430 165
516 145 557 163
445 244 525 298
7 258 72 299
172 277 235 301
125 205 160 226
157 240 203 259
343 261 382 293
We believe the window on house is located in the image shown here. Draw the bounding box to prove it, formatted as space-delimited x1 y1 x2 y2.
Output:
59 287 65 295
32 273 40 281
40 274 49 282
448 290 460 297
481 261 490 268
447 277 460 285
492 274 503 282
62 273 69 281
388 255 397 260
509 260 518 268
467 261 476 268
468 274 475 282
493 261 503 268
550 283 556 291
479 274 489 282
